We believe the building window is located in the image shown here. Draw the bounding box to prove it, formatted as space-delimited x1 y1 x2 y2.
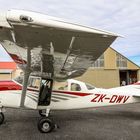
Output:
92 54 104 68
116 53 127 68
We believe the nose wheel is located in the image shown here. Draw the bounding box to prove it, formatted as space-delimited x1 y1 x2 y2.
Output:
38 117 55 133
38 108 56 133
0 112 4 125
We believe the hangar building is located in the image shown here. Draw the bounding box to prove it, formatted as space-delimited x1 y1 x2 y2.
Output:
77 47 140 88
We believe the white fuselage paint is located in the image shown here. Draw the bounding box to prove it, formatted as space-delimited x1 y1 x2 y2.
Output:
0 79 140 110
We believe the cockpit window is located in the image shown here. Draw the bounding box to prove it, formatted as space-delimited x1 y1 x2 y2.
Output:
59 85 68 90
28 76 41 89
71 83 81 91
53 82 68 91
14 76 41 90
85 83 95 90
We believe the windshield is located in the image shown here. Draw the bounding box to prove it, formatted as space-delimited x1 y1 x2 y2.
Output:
85 83 95 90
14 75 23 85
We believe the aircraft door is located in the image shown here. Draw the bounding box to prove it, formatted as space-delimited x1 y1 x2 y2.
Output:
24 76 41 109
38 79 53 106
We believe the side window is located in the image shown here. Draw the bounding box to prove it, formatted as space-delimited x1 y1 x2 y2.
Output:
71 83 81 91
53 82 68 91
28 76 41 90
58 85 68 90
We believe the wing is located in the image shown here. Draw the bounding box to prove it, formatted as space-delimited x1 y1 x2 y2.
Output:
0 9 119 80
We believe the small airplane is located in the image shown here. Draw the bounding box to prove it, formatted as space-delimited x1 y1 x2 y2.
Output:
0 77 140 133
0 9 129 133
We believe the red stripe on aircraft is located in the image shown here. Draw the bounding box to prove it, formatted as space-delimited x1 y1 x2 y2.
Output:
0 81 40 92
53 90 91 96
0 81 22 91
133 82 140 85
0 81 92 97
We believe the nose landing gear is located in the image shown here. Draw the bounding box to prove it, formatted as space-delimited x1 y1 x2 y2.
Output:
39 110 46 117
38 109 56 133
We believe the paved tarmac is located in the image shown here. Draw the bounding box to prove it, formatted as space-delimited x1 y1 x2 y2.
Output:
0 103 140 140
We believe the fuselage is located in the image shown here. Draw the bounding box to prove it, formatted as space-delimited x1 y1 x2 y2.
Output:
0 79 140 110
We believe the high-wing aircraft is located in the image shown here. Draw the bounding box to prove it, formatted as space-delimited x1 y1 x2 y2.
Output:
0 9 121 133
0 77 140 133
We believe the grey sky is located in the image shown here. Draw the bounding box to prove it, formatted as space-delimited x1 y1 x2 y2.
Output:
0 0 140 65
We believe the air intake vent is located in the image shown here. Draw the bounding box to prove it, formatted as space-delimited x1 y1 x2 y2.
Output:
20 15 33 22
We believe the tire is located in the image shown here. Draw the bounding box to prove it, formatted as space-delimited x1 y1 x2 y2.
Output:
0 112 4 125
38 117 55 133
39 110 46 117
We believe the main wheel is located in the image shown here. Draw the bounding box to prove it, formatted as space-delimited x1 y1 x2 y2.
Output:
38 117 55 133
0 112 4 125
39 110 46 117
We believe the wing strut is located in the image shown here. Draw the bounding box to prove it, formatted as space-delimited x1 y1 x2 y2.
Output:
61 36 75 71
20 47 31 107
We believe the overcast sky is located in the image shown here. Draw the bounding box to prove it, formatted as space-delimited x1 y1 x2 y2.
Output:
0 0 140 65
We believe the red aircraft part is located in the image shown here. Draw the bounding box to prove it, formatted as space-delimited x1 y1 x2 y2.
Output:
0 81 22 91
